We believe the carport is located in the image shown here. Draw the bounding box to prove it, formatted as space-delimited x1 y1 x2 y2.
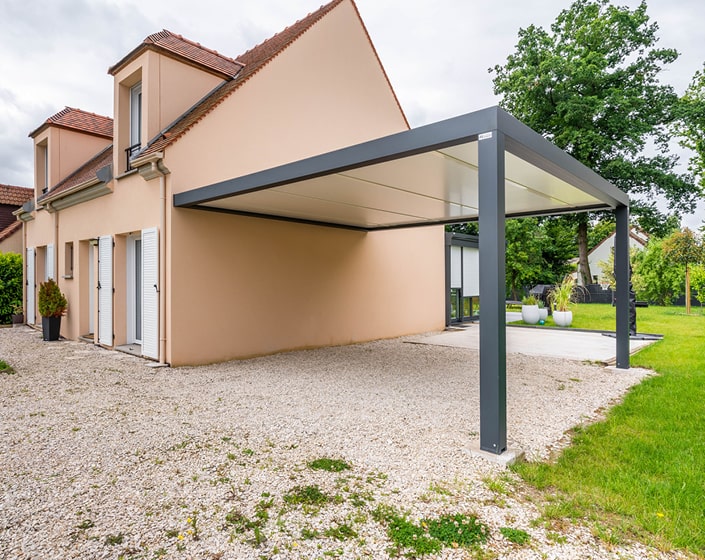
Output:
174 105 631 457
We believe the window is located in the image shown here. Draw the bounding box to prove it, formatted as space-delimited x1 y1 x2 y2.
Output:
64 242 74 279
126 82 142 171
130 82 142 147
36 140 48 194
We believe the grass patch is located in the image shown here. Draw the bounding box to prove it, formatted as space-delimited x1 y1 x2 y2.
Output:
0 359 14 374
308 458 351 472
500 527 530 545
374 505 488 556
283 484 329 506
514 304 705 555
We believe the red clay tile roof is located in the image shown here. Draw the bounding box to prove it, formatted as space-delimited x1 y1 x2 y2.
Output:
40 145 113 201
0 220 22 243
0 184 33 206
140 0 351 157
109 30 245 78
29 107 113 139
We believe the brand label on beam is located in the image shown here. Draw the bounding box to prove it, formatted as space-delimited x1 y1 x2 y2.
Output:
478 132 493 141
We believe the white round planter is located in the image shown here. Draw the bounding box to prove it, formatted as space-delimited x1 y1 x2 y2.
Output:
521 304 540 325
538 308 548 322
553 310 573 327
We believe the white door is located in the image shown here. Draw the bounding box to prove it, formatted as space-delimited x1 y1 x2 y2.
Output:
26 247 35 324
141 227 159 360
98 236 113 347
45 243 54 280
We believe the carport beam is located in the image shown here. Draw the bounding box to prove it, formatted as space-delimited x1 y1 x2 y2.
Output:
615 204 630 369
478 130 507 454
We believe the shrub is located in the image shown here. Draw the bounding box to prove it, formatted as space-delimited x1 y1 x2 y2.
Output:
38 278 67 318
0 252 23 324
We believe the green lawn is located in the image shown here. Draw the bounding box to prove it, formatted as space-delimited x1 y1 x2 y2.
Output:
514 304 705 554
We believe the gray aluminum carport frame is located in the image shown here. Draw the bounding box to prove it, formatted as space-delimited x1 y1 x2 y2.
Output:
174 105 631 455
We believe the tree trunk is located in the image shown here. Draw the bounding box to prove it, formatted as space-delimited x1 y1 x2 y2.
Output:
577 218 592 286
686 264 691 315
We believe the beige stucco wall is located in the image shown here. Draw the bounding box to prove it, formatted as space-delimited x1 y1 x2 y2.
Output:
0 230 23 254
163 0 443 365
168 0 407 192
168 209 445 365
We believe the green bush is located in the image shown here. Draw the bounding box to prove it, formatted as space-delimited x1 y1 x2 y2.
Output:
38 278 67 318
0 252 23 324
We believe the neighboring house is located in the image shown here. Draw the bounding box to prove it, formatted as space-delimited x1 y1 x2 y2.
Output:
17 0 445 366
0 184 33 253
575 227 648 285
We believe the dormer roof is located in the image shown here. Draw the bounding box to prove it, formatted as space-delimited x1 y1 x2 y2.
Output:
38 145 113 203
108 29 245 79
29 107 113 139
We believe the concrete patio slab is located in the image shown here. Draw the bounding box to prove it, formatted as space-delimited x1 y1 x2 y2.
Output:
408 322 659 364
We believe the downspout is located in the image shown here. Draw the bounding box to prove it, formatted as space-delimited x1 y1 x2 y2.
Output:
133 151 170 366
54 209 59 280
159 174 167 365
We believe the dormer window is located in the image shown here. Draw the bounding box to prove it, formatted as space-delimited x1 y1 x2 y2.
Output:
127 82 142 170
36 140 49 194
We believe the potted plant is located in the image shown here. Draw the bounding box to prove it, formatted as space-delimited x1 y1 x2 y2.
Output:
521 294 540 325
11 303 24 327
38 278 67 341
550 276 574 327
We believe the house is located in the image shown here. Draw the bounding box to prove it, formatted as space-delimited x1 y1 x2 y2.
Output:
17 0 446 366
576 226 648 285
0 184 33 253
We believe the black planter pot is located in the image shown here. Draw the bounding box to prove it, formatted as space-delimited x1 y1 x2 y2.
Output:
11 313 24 325
42 316 62 341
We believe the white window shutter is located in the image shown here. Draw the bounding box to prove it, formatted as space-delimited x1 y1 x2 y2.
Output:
26 247 35 324
450 245 462 289
98 236 113 347
141 227 159 360
463 246 480 296
46 243 54 280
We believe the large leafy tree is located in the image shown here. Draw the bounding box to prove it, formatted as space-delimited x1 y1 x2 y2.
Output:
491 0 700 285
675 64 705 189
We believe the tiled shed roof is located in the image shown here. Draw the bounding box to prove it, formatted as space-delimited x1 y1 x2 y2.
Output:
0 184 33 206
39 145 113 201
109 29 245 78
140 0 350 157
29 107 113 139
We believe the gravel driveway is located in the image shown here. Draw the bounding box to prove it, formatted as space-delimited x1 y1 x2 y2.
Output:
0 326 684 559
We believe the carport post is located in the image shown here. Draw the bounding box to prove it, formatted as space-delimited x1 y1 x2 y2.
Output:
478 129 507 454
615 204 630 369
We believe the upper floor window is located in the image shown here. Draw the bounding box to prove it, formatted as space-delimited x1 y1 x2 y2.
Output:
125 82 142 171
36 140 48 194
130 82 142 149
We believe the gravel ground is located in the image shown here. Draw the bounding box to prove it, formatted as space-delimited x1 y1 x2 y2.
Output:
0 326 690 559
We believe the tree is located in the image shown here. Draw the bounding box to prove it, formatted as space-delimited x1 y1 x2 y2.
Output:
675 64 705 188
504 217 576 299
661 228 705 314
631 238 683 305
491 0 700 285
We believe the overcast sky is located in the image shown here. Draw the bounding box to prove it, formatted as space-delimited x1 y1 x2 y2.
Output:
1 0 703 226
